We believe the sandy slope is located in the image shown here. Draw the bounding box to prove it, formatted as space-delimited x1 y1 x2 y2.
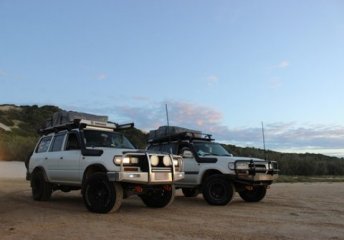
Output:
0 163 343 240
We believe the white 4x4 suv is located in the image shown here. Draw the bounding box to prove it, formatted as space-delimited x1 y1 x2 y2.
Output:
147 126 279 206
26 112 184 213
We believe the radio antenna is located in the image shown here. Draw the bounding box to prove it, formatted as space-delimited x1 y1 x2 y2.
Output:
165 104 172 154
165 104 170 127
261 121 267 160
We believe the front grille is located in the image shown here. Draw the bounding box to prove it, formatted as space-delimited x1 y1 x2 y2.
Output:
254 164 267 172
151 167 171 172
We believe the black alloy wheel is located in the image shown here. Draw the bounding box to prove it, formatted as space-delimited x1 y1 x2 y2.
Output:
202 174 234 205
82 173 123 213
239 186 267 202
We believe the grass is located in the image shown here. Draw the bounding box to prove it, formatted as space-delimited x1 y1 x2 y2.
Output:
275 175 344 183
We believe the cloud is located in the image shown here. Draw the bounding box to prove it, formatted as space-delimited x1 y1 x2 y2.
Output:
268 77 282 89
0 69 6 77
276 60 289 69
112 100 225 132
222 122 344 156
207 75 219 86
96 73 108 80
72 99 344 157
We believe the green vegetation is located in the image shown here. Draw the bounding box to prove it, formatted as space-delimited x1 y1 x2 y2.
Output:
0 105 60 161
223 144 344 176
1 104 344 179
0 104 147 160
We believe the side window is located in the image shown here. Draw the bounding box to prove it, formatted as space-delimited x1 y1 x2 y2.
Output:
50 134 66 152
65 133 80 150
36 136 52 153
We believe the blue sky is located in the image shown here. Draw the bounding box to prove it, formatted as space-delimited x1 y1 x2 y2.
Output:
1 0 344 156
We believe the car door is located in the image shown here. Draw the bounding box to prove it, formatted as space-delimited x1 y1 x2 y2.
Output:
31 135 53 173
46 132 67 181
179 147 200 185
57 131 82 184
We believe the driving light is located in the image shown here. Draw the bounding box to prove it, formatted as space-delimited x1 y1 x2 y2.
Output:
163 156 172 166
173 159 179 167
150 155 159 166
130 157 139 164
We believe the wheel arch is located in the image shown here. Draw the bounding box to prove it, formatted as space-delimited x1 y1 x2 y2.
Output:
200 169 223 185
32 166 49 182
82 164 107 185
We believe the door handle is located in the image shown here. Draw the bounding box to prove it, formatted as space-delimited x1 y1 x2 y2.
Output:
60 157 63 160
45 157 48 160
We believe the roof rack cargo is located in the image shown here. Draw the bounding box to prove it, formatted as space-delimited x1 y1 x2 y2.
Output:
39 111 134 135
148 126 213 143
45 111 108 128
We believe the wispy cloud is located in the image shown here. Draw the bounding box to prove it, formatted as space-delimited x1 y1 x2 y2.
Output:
207 75 219 86
0 69 6 77
268 77 282 89
276 60 289 69
72 99 344 157
96 73 108 80
222 122 344 156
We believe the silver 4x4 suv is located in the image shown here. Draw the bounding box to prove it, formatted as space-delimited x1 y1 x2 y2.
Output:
147 126 279 206
26 111 184 213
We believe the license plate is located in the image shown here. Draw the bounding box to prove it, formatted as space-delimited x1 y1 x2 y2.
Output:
155 173 168 180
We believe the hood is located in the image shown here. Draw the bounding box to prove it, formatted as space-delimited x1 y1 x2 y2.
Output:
206 155 266 163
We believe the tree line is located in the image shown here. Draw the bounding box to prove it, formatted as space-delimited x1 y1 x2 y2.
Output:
1 105 344 176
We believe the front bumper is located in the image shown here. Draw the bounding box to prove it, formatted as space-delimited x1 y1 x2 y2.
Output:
107 171 185 184
110 151 184 184
233 160 279 184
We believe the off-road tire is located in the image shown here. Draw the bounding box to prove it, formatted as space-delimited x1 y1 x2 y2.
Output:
182 188 199 197
239 186 267 202
140 185 175 208
82 173 123 213
31 169 52 201
202 174 234 205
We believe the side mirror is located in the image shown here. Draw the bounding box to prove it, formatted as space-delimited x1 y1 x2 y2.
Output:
182 150 194 158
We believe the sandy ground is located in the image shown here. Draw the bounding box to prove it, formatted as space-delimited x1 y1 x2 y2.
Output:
0 162 344 240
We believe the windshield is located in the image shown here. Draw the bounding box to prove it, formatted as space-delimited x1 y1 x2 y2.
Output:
83 130 135 149
193 142 231 157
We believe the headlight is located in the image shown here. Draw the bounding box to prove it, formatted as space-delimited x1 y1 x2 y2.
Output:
228 163 234 170
150 155 159 166
114 156 122 165
114 156 139 165
235 162 249 170
163 156 172 166
122 157 130 164
269 161 278 170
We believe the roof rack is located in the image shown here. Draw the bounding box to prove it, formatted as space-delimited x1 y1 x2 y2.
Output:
39 119 134 135
148 126 214 144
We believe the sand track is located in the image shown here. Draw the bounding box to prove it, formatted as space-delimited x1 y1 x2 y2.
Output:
0 178 343 240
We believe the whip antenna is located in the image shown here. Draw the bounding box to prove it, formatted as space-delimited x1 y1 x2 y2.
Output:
261 122 267 160
165 104 170 127
165 104 172 153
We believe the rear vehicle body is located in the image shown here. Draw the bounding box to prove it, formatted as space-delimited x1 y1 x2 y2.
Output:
26 111 184 213
147 126 279 205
